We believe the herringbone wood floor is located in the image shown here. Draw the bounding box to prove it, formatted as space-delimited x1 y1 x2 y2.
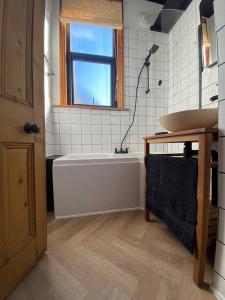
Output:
7 211 216 300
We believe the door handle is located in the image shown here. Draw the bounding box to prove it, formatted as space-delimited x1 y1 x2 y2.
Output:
24 123 40 134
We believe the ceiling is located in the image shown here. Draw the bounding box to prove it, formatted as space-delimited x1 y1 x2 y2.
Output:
147 0 193 33
123 0 163 30
147 0 166 5
199 0 214 18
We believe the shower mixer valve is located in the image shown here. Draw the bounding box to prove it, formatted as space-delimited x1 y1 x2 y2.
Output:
114 147 129 154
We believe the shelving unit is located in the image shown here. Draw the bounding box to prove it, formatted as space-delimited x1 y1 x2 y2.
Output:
143 127 218 287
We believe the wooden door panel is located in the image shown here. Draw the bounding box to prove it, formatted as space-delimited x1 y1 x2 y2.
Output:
0 100 34 142
0 0 46 298
32 0 46 257
3 144 35 256
0 239 37 298
0 141 7 270
0 1 3 92
1 0 33 104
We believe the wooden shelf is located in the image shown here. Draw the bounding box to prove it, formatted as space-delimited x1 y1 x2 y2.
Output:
144 128 218 287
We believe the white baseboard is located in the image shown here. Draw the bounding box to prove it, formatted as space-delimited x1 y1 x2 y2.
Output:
211 287 225 300
55 207 142 219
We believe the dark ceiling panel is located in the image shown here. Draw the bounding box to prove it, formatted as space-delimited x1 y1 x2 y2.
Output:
200 0 214 18
146 0 166 4
163 0 192 10
149 0 193 33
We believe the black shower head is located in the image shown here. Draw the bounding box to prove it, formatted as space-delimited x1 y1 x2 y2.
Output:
150 44 159 54
144 44 159 66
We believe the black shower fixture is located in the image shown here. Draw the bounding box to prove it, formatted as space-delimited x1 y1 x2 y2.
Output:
145 44 159 94
144 44 160 67
115 44 159 155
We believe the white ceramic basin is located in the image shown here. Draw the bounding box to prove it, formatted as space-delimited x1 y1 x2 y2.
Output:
159 108 218 132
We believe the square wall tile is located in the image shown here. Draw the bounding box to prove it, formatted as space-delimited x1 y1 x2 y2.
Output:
60 113 70 124
218 208 225 244
59 134 71 145
219 100 225 136
72 144 82 153
71 124 81 135
219 138 225 173
214 0 225 31
219 63 225 101
60 124 70 134
82 135 91 145
219 173 225 209
60 145 72 155
218 27 225 65
215 241 225 279
71 135 82 145
70 114 81 124
82 145 92 153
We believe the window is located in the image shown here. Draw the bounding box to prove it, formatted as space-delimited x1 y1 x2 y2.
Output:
60 0 123 109
201 16 217 68
66 23 116 107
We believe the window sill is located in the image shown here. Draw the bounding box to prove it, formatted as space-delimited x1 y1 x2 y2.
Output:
53 104 129 112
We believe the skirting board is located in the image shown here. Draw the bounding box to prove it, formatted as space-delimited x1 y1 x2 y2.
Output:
55 207 142 219
210 272 225 300
211 286 225 300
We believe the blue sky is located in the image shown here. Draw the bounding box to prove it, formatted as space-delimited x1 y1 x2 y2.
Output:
71 24 113 106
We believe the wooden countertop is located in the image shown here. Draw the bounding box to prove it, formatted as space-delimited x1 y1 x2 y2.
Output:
143 128 218 144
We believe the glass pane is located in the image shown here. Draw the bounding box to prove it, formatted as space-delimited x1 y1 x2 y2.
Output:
70 24 113 57
73 61 111 106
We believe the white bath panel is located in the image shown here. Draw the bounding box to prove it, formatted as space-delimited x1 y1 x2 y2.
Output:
53 153 145 218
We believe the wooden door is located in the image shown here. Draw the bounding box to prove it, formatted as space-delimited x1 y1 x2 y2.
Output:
0 0 46 298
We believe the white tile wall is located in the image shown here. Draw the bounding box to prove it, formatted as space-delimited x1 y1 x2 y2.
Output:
168 0 200 115
200 1 218 110
167 0 201 153
214 0 225 32
219 138 225 173
50 28 169 155
202 65 218 109
46 0 219 156
219 64 225 101
218 208 225 244
218 173 225 209
213 1 225 297
217 27 225 65
215 241 225 279
168 0 218 154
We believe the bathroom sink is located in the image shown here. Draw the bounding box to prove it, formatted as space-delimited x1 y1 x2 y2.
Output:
159 108 218 132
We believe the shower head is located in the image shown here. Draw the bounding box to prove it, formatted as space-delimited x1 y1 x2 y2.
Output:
144 44 159 66
150 44 159 54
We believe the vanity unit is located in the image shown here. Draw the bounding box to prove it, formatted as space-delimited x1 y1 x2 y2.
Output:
144 128 218 287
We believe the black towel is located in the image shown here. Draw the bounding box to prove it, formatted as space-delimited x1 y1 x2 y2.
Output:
145 154 198 253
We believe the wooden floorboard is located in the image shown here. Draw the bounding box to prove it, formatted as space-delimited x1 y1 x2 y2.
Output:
7 211 216 300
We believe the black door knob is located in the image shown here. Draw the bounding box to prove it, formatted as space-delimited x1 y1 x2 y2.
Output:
24 123 40 134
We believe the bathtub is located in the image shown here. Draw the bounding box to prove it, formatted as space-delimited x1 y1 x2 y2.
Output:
53 153 145 218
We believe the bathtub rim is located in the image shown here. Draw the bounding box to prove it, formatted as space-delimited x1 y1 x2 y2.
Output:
53 152 145 166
